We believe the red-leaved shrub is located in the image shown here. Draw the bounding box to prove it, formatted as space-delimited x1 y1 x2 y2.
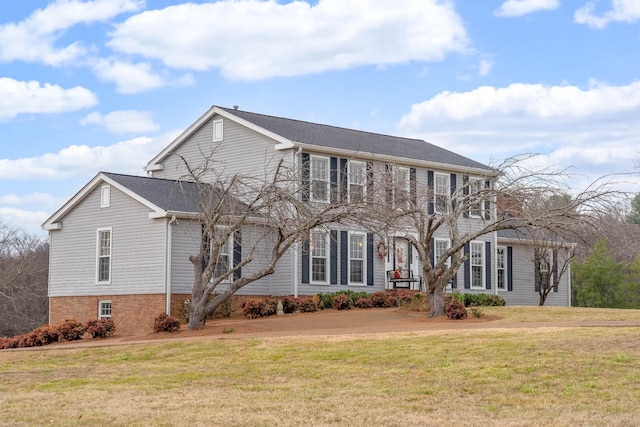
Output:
281 296 299 314
446 299 468 320
355 297 374 309
153 313 181 333
56 320 87 341
298 297 318 313
242 297 278 318
86 319 116 338
333 294 353 310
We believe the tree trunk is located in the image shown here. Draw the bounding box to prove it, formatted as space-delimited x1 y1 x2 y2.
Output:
186 300 207 330
428 284 446 317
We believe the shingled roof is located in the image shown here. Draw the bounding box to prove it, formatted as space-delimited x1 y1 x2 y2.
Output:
217 106 491 171
103 172 201 213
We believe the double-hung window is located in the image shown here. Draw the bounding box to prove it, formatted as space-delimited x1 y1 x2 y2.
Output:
310 230 328 283
435 173 450 214
393 166 410 208
213 234 232 280
497 247 506 290
470 241 484 289
349 233 365 285
434 239 450 268
96 228 112 284
310 156 329 203
348 161 365 203
469 180 485 218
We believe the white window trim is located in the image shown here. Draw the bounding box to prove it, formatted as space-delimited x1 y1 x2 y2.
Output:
347 160 365 203
211 231 234 283
100 185 111 208
469 179 486 219
310 155 330 203
470 240 485 289
348 232 366 286
434 173 450 214
96 227 112 285
213 119 224 142
497 246 506 290
98 300 112 319
310 229 329 284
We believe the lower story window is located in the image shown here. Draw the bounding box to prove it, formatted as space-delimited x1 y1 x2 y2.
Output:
471 241 484 289
349 233 365 284
311 230 328 283
497 247 506 290
98 300 112 319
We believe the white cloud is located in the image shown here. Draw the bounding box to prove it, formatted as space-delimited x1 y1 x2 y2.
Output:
574 0 640 29
478 59 494 76
398 81 640 182
92 59 168 93
494 0 560 17
81 110 159 133
108 0 469 80
0 131 179 180
0 77 97 121
0 207 50 236
0 0 143 66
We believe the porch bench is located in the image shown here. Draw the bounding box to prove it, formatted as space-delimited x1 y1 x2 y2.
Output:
386 269 419 289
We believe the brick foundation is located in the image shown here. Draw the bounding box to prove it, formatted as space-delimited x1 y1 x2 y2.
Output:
50 294 167 335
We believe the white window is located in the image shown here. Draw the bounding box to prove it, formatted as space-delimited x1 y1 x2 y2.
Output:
348 161 365 203
100 185 111 208
497 247 506 290
434 238 451 268
469 179 485 218
435 173 449 214
310 230 328 283
349 233 365 285
213 233 233 280
98 300 112 319
393 166 410 208
213 119 223 142
96 228 112 284
470 241 484 289
538 248 552 273
310 156 329 203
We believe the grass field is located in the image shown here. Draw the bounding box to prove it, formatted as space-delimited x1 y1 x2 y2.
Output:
1 307 640 426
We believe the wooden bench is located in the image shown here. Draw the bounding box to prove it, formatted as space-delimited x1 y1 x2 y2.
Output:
386 269 419 289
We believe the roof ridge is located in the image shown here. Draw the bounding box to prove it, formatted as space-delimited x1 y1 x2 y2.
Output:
102 171 196 185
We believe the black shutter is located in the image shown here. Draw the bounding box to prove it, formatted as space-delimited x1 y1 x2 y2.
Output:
340 231 348 285
233 230 242 280
330 157 338 203
534 257 541 292
484 180 491 220
462 175 469 218
410 167 417 205
367 233 374 286
450 173 457 212
552 249 558 292
330 230 338 285
201 225 210 273
507 246 513 291
366 161 374 201
485 241 491 290
427 170 434 214
464 243 470 289
340 158 348 202
301 237 310 284
301 152 310 202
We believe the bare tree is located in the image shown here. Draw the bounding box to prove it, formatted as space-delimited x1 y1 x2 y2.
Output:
372 156 622 317
182 159 366 330
0 222 49 336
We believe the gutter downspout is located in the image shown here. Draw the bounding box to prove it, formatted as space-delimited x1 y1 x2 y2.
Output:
292 146 302 297
165 217 173 315
494 229 498 295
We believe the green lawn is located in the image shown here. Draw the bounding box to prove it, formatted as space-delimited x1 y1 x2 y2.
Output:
1 307 639 426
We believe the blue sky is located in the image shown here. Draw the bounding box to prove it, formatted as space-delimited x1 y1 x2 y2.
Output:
1 0 639 236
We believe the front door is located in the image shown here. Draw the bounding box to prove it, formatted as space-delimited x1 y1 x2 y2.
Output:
394 238 409 271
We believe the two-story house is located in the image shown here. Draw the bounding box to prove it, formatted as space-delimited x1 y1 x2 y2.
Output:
43 106 572 333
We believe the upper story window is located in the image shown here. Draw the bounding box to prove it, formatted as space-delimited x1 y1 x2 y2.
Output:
470 241 484 289
348 161 365 203
434 173 449 214
469 179 486 218
100 185 111 208
310 229 328 283
310 156 329 203
213 119 224 142
96 228 112 284
393 166 410 209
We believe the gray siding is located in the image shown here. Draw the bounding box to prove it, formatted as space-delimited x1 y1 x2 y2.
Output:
153 116 291 182
49 185 166 297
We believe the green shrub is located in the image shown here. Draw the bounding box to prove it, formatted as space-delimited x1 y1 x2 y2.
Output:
469 306 485 318
446 299 468 320
459 293 506 307
485 294 506 306
153 313 181 333
315 293 334 309
86 319 116 338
